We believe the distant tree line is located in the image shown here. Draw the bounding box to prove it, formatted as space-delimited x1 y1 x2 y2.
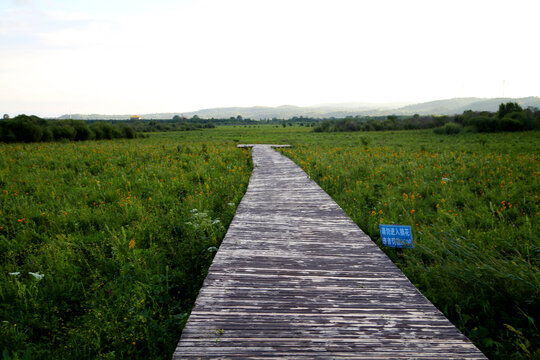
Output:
312 103 540 134
0 115 139 143
93 114 321 128
0 113 228 143
95 115 252 127
118 120 215 133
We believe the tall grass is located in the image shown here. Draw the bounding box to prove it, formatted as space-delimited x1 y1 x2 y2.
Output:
0 138 251 359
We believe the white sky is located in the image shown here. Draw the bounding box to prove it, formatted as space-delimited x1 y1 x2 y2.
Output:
1 0 539 117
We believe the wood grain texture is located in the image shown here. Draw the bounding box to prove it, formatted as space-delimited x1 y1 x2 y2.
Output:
174 144 485 359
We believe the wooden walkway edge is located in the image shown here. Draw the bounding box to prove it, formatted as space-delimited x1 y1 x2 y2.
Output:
174 144 485 359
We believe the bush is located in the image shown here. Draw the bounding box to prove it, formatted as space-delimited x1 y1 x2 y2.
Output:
13 120 43 142
52 125 76 141
89 123 104 139
90 123 115 139
313 120 331 132
41 128 53 142
0 128 16 142
0 118 44 142
434 122 462 134
111 126 124 139
465 116 498 133
120 124 136 139
499 117 524 132
72 121 95 141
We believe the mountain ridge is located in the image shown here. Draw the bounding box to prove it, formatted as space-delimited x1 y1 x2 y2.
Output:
58 97 540 120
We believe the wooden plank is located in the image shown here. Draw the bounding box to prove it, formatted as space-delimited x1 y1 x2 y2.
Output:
173 144 486 359
236 144 292 148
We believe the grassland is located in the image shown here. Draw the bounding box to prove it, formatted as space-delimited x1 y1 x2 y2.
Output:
0 137 251 359
1 126 538 359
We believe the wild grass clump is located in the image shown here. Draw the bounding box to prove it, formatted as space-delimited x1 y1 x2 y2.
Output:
0 138 251 359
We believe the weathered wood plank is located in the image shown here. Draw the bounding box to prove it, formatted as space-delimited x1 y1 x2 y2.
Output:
173 144 485 359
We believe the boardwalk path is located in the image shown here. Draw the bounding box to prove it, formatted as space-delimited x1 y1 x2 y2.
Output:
174 144 485 359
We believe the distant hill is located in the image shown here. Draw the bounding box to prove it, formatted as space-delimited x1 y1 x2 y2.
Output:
58 97 540 120
395 98 485 114
395 97 540 115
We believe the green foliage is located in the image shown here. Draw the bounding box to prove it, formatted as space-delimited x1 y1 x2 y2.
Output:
0 115 141 143
0 138 251 359
52 123 77 141
498 102 523 118
499 117 524 132
89 122 121 140
313 103 540 134
123 120 216 133
464 116 499 133
433 122 462 134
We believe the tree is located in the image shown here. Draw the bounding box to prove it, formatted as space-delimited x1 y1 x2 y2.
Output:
2 114 8 120
498 102 523 118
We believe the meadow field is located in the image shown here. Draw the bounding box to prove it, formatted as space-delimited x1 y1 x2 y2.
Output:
0 137 252 359
1 126 538 359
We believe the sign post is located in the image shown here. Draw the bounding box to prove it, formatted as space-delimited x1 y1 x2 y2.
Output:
379 224 414 249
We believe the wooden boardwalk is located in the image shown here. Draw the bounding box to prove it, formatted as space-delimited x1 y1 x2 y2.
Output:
174 144 485 359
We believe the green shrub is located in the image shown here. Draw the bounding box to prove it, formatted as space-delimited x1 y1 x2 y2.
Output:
434 122 462 134
89 123 104 139
72 121 95 141
120 124 136 139
52 125 76 141
41 128 53 142
499 117 524 132
90 122 115 139
111 126 124 139
465 116 498 133
13 120 43 142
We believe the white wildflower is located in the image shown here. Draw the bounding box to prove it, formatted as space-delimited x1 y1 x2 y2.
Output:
29 272 45 280
8 272 20 276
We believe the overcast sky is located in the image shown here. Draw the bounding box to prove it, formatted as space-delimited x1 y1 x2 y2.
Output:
1 0 539 117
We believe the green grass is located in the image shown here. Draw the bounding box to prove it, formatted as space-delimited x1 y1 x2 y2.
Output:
0 137 251 359
1 126 538 359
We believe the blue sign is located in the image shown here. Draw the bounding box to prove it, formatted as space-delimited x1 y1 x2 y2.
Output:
379 225 414 248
